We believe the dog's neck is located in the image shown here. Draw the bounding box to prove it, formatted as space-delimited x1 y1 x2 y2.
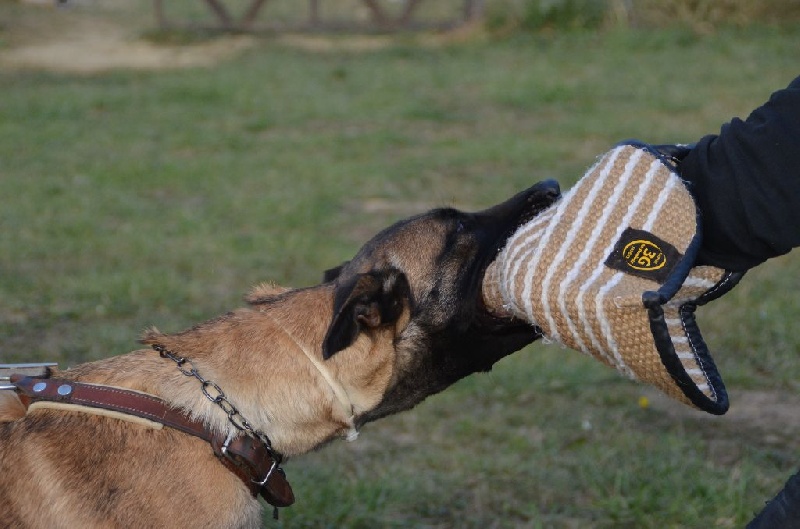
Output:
130 285 392 457
62 284 398 457
261 310 359 442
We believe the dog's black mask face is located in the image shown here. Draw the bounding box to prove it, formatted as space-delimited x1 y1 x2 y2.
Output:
322 180 560 423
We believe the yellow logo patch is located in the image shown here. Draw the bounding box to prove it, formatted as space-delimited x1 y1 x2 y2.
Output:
621 239 667 271
605 227 682 282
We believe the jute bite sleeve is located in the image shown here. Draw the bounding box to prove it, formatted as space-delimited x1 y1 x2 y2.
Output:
483 142 743 415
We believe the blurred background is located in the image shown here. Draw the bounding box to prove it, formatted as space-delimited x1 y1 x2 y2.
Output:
2 0 800 526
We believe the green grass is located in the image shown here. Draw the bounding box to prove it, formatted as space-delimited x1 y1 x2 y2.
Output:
1 4 800 526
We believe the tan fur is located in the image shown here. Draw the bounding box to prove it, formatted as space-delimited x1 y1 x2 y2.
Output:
0 180 560 528
0 283 406 528
245 281 291 303
0 391 26 422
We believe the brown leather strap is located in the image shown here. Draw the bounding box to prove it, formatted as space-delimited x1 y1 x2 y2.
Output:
11 375 294 508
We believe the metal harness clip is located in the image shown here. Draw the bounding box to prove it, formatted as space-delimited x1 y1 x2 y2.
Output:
220 430 235 457
253 458 279 488
1 363 58 390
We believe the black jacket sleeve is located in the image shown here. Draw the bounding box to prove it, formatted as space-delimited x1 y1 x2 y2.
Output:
680 75 800 271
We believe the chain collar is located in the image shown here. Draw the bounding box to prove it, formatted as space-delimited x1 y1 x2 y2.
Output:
151 344 285 487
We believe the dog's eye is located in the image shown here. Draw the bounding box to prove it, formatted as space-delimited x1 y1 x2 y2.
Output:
456 220 466 233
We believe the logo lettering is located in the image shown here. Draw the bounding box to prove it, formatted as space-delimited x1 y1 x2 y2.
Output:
605 227 683 283
622 239 667 271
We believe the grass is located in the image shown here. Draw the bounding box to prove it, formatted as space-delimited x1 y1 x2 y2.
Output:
1 3 800 526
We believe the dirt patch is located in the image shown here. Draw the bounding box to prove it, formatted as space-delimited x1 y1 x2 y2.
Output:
643 387 800 463
273 21 486 52
2 33 256 73
0 5 256 73
0 1 484 74
645 388 800 435
274 33 394 53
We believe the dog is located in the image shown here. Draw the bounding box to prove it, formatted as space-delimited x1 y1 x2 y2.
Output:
0 180 559 528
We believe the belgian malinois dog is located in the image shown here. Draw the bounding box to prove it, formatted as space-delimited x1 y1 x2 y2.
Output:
0 180 559 528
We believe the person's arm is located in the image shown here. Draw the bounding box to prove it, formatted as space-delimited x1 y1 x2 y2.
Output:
680 76 800 271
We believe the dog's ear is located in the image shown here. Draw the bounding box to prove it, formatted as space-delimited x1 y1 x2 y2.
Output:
322 268 410 359
322 262 349 283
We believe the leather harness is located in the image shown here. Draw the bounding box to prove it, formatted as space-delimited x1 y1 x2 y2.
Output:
10 374 295 511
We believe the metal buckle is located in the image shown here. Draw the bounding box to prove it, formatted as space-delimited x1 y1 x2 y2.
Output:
252 459 279 488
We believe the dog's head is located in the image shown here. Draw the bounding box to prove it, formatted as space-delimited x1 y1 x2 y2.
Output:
322 180 560 423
